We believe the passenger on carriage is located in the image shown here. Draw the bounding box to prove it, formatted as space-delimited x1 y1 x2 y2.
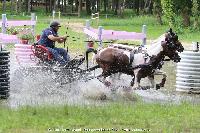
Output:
37 21 70 66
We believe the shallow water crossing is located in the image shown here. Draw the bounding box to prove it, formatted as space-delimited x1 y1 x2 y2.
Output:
1 54 200 108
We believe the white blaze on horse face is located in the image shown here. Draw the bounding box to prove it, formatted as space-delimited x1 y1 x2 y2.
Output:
150 34 165 45
147 40 164 56
145 34 165 57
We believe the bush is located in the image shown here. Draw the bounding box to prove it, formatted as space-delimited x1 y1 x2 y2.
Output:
0 1 17 14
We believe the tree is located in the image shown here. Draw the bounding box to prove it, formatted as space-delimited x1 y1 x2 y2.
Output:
103 0 108 12
114 0 119 15
86 0 91 15
174 0 192 27
153 0 163 25
3 0 6 13
78 0 82 17
161 0 175 27
27 0 31 13
17 0 22 13
192 0 200 28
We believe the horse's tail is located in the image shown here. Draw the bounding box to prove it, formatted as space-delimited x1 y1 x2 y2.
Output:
85 48 97 69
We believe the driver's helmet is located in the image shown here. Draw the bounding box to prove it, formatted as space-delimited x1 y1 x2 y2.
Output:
50 21 61 28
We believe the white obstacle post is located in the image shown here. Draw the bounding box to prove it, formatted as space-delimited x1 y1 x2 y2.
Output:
98 26 103 48
1 14 7 34
142 25 147 46
1 14 7 51
31 13 36 35
91 12 99 26
192 41 199 52
85 20 90 49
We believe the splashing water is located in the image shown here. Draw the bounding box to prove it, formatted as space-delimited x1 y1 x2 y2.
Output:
1 52 200 109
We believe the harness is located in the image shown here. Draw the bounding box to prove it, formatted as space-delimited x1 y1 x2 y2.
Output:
129 51 135 65
144 53 149 63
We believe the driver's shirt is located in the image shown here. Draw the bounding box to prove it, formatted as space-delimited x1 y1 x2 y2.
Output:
38 27 58 48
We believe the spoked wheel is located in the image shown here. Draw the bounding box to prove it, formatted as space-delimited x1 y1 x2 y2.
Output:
52 67 88 85
65 55 85 69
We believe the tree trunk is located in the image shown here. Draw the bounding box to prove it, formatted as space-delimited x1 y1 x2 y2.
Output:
17 0 22 13
135 0 139 15
11 0 13 14
78 0 82 17
90 0 96 13
60 0 63 11
153 1 163 25
114 0 119 15
3 0 6 13
53 0 56 11
31 0 33 12
45 0 49 14
80 0 82 11
50 0 53 13
112 0 115 11
71 0 74 12
144 0 153 14
103 0 107 12
194 17 199 28
75 0 79 11
27 0 31 13
64 0 67 13
181 7 190 27
97 0 100 12
86 0 91 15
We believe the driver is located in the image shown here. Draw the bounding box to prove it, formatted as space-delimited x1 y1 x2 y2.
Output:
38 21 70 66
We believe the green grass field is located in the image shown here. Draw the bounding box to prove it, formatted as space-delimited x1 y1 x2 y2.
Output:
0 102 200 133
1 15 200 132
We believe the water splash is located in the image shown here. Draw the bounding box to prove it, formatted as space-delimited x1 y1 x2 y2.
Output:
2 52 200 109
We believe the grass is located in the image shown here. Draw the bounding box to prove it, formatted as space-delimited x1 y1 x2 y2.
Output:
0 102 199 132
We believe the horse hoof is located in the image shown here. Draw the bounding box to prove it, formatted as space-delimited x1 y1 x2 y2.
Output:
156 84 161 90
137 86 150 90
104 81 111 87
144 86 150 90
99 94 107 100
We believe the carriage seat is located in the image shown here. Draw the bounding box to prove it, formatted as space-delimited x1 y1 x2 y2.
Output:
31 44 53 63
31 44 85 68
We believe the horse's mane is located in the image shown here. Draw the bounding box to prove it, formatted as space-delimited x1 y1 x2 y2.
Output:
147 34 165 56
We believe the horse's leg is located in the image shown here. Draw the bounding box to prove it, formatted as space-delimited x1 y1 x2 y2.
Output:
134 69 150 90
108 72 122 84
154 69 167 89
97 71 112 87
130 75 135 87
132 70 141 89
147 75 155 89
117 72 122 80
160 71 167 87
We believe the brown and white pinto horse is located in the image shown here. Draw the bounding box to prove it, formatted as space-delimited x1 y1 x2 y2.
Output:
86 29 184 89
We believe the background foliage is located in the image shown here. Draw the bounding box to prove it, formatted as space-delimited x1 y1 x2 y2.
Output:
0 0 200 32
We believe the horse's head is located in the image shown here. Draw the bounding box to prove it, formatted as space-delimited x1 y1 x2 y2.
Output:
162 28 184 62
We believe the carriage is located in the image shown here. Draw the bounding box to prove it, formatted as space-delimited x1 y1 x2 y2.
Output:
27 43 88 85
